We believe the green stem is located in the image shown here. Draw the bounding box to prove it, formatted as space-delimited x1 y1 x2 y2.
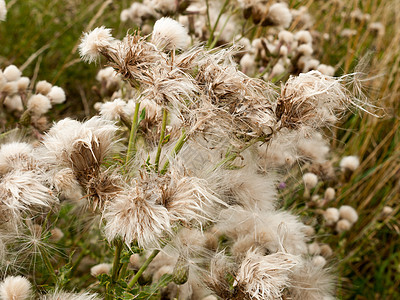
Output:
69 246 88 278
213 137 264 171
127 249 160 289
126 102 141 164
206 0 230 48
40 248 56 283
160 129 187 174
210 8 235 49
154 108 168 172
111 239 124 283
119 261 129 280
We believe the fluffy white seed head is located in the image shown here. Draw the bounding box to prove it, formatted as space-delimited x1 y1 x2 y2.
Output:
340 155 360 172
0 276 32 300
269 63 285 78
308 242 321 255
382 206 393 216
302 225 315 237
41 290 101 300
324 187 335 201
27 94 52 116
0 70 6 89
17 77 30 92
297 44 313 56
36 80 52 95
2 81 18 95
267 3 292 28
278 30 294 45
0 0 6 21
129 253 141 269
312 255 327 268
0 142 35 174
100 98 127 121
369 22 385 36
303 172 318 189
120 9 130 22
79 26 114 63
151 17 189 51
47 86 66 104
341 28 357 38
324 207 340 225
90 263 112 277
320 244 333 258
317 64 335 76
0 170 58 227
339 205 358 224
4 94 23 112
104 189 172 248
279 45 288 57
295 30 312 45
3 65 22 82
335 219 352 233
50 227 64 242
240 53 256 75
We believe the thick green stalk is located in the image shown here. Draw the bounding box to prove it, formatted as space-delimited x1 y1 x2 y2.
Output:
127 249 160 289
161 129 187 174
111 239 124 283
154 108 168 172
126 102 141 164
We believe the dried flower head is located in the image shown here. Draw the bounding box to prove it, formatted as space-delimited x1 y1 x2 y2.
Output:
104 163 223 248
235 248 299 300
275 71 366 130
0 170 58 227
285 258 334 299
151 17 189 51
0 142 37 175
79 26 114 63
40 117 120 208
0 276 31 300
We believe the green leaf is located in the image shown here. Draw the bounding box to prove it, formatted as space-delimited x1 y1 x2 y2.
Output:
139 108 146 123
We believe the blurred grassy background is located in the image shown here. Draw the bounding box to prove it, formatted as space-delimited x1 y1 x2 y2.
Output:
1 0 399 299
